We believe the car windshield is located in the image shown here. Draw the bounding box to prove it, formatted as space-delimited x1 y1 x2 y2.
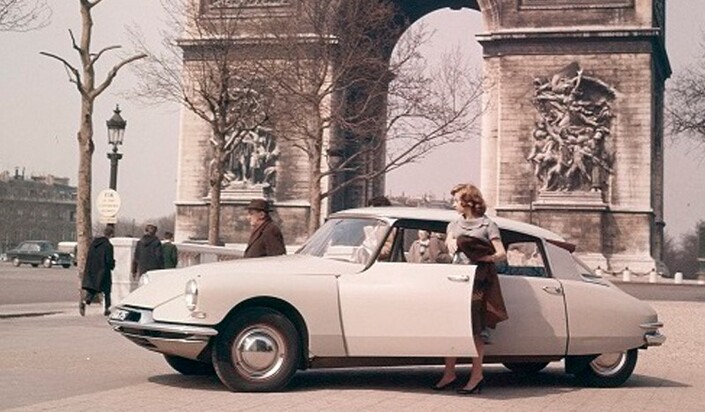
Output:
297 217 390 265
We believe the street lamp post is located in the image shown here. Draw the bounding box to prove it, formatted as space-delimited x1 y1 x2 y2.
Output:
106 105 126 191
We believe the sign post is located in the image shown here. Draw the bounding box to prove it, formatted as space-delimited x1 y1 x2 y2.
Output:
96 189 121 225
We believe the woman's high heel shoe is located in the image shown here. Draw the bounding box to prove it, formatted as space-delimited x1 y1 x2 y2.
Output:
457 378 484 395
431 379 456 391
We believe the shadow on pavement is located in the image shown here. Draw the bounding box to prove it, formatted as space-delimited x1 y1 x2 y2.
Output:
148 374 225 391
287 366 581 399
145 365 687 396
627 373 689 388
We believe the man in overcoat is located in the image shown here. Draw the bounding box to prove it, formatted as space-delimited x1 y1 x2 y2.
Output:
80 226 115 316
162 231 178 269
244 199 286 258
131 224 164 278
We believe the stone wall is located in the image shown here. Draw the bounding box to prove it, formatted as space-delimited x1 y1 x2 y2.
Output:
479 0 669 273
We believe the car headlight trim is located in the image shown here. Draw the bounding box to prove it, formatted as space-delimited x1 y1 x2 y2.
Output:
185 279 198 312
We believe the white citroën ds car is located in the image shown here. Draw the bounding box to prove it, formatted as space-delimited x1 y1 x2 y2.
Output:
108 207 665 392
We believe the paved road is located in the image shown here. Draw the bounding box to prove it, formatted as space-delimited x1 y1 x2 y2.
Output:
1 301 702 411
0 263 79 305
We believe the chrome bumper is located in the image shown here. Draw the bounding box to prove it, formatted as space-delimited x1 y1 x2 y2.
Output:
641 322 666 347
108 306 218 359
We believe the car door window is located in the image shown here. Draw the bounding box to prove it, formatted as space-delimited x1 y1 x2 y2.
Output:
500 241 547 277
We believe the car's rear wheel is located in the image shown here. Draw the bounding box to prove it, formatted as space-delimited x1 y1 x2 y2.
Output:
575 349 637 388
42 258 52 268
12 257 20 267
164 354 215 375
503 361 550 374
62 264 71 269
213 307 301 392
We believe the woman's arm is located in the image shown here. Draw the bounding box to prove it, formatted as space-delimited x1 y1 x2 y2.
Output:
479 238 506 263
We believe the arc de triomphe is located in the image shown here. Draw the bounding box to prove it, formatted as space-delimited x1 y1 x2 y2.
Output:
175 0 669 273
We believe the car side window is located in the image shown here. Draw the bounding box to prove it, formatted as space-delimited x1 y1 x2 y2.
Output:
393 226 452 264
500 241 547 277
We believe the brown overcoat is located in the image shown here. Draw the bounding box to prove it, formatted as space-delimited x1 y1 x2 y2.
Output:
457 235 509 331
244 218 286 258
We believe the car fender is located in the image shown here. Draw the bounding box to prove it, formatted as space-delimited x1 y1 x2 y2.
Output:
562 279 658 355
152 272 346 357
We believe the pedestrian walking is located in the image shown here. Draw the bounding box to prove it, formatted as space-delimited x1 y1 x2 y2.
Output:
162 231 178 269
80 226 115 316
244 199 286 258
131 224 164 279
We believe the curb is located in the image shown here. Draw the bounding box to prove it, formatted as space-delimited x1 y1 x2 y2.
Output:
0 301 95 319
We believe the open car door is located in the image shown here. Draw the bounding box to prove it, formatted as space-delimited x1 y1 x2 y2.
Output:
337 262 478 357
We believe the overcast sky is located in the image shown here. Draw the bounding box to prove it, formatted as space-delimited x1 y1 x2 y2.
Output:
0 1 703 240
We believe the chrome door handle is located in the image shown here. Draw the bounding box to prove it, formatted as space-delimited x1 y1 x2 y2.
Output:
447 275 470 283
542 286 563 295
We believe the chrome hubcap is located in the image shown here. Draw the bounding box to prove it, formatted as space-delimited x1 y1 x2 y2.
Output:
233 325 285 380
590 352 626 377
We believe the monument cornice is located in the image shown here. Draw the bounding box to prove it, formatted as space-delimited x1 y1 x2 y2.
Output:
478 27 671 78
177 33 339 60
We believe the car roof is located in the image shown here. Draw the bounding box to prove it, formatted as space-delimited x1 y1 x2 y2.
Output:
330 207 566 242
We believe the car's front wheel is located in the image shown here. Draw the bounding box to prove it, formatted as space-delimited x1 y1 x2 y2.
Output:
503 361 550 374
164 355 215 375
42 258 52 268
213 307 301 392
575 349 637 387
12 257 20 267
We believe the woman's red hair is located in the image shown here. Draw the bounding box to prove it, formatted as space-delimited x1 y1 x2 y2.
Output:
450 183 487 216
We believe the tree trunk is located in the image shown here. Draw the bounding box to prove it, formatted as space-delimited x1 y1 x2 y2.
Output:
308 149 323 236
208 155 224 245
76 99 95 281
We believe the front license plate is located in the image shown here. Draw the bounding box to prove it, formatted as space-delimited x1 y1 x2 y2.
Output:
110 309 129 321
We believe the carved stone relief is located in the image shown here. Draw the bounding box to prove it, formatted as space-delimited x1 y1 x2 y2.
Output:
223 126 279 190
528 62 615 193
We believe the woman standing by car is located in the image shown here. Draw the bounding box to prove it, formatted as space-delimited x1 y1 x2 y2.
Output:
433 183 508 394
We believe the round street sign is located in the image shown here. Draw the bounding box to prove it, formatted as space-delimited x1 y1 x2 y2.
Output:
96 189 121 218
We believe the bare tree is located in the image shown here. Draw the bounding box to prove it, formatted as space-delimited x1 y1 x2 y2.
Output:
667 39 705 151
663 222 704 279
0 0 51 32
257 1 483 233
40 0 146 276
129 0 273 245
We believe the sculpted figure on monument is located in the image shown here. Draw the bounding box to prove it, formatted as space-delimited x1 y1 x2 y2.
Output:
224 126 279 189
528 62 615 192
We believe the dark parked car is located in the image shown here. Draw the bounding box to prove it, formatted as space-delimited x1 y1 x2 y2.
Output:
6 241 73 268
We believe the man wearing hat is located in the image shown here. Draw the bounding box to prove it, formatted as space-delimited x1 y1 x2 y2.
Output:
244 199 286 258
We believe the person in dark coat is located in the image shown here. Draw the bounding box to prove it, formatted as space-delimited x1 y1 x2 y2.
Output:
131 224 164 278
162 231 178 269
80 226 115 316
244 199 286 258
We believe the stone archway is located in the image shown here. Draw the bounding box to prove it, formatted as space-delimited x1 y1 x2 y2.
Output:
175 0 670 273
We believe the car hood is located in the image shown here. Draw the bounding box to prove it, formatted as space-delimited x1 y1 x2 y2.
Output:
120 254 362 309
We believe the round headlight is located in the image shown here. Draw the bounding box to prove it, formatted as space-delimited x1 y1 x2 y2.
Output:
138 273 150 287
185 279 198 311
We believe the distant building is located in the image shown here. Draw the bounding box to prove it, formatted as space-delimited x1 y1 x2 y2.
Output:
388 193 452 210
0 169 76 252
